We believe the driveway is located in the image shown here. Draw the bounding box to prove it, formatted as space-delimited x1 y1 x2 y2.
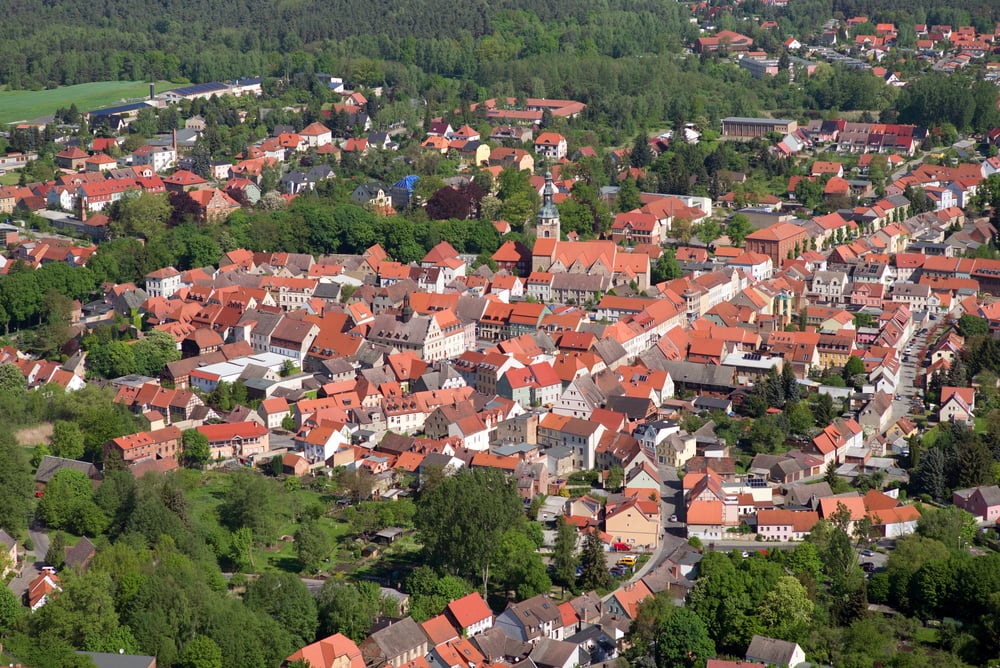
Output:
7 520 50 600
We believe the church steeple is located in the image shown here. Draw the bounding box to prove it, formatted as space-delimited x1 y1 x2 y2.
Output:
536 172 560 241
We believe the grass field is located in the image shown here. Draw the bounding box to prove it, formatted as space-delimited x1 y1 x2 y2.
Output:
0 80 181 125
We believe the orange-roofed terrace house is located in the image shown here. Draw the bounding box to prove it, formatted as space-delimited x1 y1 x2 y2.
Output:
196 422 270 461
105 426 182 463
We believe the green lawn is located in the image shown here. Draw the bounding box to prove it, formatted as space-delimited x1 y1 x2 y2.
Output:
921 425 941 448
0 172 19 185
0 80 181 124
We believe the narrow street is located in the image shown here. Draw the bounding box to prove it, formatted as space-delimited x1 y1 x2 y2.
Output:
7 520 50 600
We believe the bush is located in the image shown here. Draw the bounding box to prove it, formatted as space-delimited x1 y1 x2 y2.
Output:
22 538 33 551
688 536 703 550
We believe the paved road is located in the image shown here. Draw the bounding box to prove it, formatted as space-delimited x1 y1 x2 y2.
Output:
7 521 51 600
890 325 929 426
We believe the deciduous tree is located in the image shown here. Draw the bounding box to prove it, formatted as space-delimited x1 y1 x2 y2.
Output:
51 420 85 460
244 571 318 647
415 467 523 594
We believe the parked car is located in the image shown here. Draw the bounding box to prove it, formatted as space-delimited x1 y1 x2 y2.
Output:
862 562 876 573
617 555 637 566
669 514 678 522
862 549 875 556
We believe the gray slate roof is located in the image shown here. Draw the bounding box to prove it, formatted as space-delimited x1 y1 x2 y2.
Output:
35 456 101 485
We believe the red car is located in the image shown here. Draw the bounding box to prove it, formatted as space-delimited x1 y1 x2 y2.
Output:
612 542 631 552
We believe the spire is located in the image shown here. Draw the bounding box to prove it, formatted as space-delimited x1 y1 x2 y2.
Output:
536 172 561 240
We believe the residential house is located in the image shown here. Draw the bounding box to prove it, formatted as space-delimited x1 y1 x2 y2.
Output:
537 413 607 470
605 497 660 549
105 426 183 463
604 581 654 621
745 635 806 668
445 592 494 637
533 133 568 161
286 633 364 668
859 391 893 434
952 485 1000 524
755 509 819 541
361 618 430 668
940 386 975 423
34 456 102 492
296 422 352 466
494 595 564 643
28 567 61 611
195 421 270 461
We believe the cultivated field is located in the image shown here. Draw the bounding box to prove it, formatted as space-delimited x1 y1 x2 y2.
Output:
0 80 181 124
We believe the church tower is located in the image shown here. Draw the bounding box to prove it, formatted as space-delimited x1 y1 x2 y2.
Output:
535 172 561 241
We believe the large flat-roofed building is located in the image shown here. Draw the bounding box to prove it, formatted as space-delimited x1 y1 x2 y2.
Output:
721 117 797 138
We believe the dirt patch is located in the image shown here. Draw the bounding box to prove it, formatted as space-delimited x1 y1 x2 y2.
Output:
15 423 52 446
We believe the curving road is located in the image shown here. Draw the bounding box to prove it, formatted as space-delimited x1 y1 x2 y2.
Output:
7 520 50 600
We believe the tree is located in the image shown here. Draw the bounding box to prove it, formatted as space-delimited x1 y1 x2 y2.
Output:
0 432 35 535
606 466 624 491
0 585 23 633
824 460 841 488
294 519 332 572
178 636 223 668
131 331 181 376
415 467 523 594
630 132 653 168
787 401 815 435
726 214 752 246
912 446 949 501
578 530 612 591
916 505 977 549
552 519 578 587
50 421 85 461
244 571 318 647
108 191 171 241
747 417 785 454
492 528 551 599
813 392 834 426
630 601 715 668
617 177 641 212
843 355 866 387
696 219 721 245
45 531 66 570
0 362 25 396
316 580 381 641
339 467 374 503
219 470 286 546
182 429 211 468
405 566 473 622
37 468 107 536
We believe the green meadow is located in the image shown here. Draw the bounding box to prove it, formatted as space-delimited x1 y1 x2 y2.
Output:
0 80 181 124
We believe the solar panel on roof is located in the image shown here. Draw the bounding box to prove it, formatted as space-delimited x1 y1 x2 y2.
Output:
89 102 152 117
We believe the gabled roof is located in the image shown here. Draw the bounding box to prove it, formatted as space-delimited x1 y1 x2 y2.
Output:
446 592 494 629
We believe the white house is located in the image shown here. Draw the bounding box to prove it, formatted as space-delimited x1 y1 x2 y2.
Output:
296 422 351 465
145 266 182 299
746 635 806 668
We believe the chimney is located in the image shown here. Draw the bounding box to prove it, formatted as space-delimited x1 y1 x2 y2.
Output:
149 83 155 100
172 129 177 153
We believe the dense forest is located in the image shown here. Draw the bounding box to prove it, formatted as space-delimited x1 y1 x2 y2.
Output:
2 0 998 137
